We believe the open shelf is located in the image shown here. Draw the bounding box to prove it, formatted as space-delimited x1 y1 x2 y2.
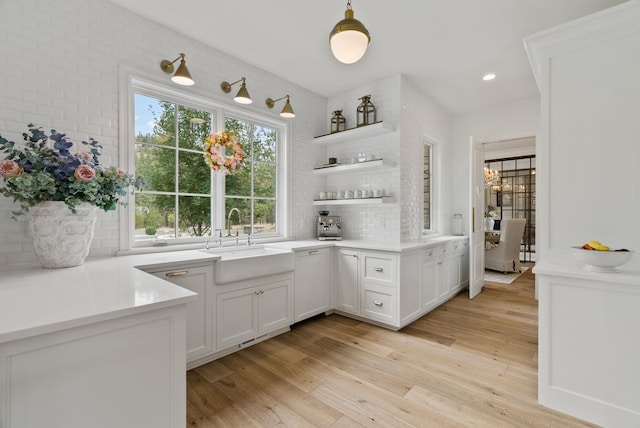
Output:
313 122 394 146
313 158 391 175
313 197 390 206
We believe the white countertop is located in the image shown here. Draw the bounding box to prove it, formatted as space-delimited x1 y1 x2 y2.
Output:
0 236 467 344
0 250 220 344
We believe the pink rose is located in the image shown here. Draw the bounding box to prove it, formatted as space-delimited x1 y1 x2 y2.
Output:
76 152 93 163
0 159 23 178
74 164 96 182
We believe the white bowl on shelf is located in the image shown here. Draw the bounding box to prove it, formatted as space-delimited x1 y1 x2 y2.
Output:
570 246 634 272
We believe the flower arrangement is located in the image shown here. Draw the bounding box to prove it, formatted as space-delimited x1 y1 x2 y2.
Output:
484 210 498 219
0 124 134 217
203 130 245 175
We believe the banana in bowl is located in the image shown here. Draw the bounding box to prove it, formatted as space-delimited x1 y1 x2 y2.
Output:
571 241 634 272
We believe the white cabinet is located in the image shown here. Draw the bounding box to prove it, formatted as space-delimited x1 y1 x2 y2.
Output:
336 248 359 314
294 248 331 322
149 264 213 363
421 248 439 311
216 278 292 351
359 250 399 325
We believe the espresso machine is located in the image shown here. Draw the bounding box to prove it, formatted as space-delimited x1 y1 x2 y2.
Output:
317 212 342 240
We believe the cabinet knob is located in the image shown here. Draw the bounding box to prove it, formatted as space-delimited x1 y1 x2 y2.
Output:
165 270 188 277
373 300 383 307
373 267 384 272
255 290 264 295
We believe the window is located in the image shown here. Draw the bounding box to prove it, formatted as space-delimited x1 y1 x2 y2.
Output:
223 117 277 237
127 79 287 248
423 140 433 232
134 94 214 241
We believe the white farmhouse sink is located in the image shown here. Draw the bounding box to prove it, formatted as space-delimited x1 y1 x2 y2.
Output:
200 245 295 284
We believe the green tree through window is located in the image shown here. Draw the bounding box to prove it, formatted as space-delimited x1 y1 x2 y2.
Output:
133 92 279 243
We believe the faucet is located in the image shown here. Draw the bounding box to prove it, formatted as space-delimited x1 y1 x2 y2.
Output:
227 208 241 237
213 228 223 247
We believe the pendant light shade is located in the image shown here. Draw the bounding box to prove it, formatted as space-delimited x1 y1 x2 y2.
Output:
160 53 195 86
329 1 370 64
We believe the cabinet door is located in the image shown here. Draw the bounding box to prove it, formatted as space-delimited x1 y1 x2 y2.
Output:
258 279 293 334
460 247 470 288
437 257 450 299
294 249 330 322
336 249 359 314
151 265 213 362
216 287 258 350
448 254 461 294
421 259 438 310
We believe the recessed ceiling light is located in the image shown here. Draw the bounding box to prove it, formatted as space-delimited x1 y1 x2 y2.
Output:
483 73 496 81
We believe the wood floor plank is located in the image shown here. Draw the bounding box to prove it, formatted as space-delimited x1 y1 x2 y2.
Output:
187 264 597 427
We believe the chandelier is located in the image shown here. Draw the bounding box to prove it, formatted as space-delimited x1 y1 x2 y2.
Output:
484 166 500 187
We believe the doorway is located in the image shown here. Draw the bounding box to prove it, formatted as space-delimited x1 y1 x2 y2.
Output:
485 155 536 262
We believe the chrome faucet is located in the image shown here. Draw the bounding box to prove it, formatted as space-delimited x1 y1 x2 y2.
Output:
214 228 223 247
227 208 241 237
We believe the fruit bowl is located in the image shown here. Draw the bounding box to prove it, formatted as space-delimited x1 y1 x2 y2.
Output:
571 247 634 272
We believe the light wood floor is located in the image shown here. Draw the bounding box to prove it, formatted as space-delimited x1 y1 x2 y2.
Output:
187 265 597 427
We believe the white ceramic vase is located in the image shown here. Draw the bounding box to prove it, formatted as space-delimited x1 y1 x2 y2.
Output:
484 217 495 231
28 201 97 268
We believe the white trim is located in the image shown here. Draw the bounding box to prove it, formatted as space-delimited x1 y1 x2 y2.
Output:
118 67 291 252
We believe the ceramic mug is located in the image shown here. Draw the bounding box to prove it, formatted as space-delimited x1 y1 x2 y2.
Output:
362 189 371 198
337 191 345 199
319 192 327 200
345 190 354 199
354 189 362 198
372 189 381 197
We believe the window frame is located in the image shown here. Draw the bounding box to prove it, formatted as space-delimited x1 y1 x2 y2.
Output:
118 72 290 251
422 136 438 236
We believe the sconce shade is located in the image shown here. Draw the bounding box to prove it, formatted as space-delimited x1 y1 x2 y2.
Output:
160 53 194 86
329 3 370 64
266 95 295 118
221 77 252 104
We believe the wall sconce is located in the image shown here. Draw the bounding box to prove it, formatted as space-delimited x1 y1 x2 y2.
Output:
160 53 194 86
265 95 295 118
329 0 371 64
220 77 252 104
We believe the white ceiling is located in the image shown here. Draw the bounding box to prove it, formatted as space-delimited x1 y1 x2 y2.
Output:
109 0 627 115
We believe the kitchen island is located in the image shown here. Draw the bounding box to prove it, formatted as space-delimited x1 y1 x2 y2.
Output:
0 252 213 428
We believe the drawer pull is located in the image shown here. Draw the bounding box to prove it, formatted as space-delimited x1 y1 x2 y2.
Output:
308 250 319 255
428 251 433 256
373 300 383 307
373 267 384 272
255 290 265 295
165 270 188 277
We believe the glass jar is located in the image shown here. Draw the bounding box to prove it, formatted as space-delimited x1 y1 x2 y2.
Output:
452 213 464 235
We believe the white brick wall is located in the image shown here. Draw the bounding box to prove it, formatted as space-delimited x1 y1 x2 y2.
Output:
0 0 325 267
0 0 453 267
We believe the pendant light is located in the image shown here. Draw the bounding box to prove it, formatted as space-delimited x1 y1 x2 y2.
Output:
329 0 370 64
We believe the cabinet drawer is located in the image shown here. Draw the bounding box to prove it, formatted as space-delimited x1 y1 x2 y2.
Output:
360 284 396 323
423 247 438 262
361 252 396 286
